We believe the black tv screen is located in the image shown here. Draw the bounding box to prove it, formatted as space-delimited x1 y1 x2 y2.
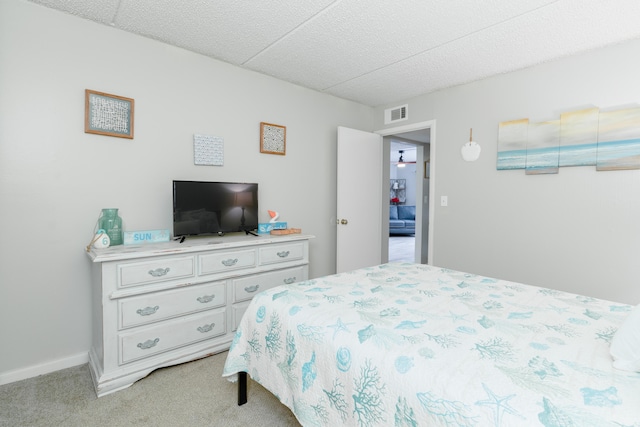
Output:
173 180 258 236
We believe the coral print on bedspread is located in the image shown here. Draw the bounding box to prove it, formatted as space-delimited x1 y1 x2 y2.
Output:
223 263 640 426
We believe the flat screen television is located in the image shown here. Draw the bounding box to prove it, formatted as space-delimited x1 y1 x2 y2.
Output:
173 180 258 237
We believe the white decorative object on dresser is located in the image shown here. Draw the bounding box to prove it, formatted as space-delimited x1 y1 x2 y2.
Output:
86 233 314 397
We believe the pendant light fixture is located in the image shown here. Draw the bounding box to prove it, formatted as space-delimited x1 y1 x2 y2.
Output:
461 128 481 162
397 150 406 168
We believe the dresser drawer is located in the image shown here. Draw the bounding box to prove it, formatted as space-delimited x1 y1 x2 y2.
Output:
232 266 304 303
259 242 305 265
119 310 226 365
199 249 257 275
232 302 250 331
118 256 195 288
118 282 225 330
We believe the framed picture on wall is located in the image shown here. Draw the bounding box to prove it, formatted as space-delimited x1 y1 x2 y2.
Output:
85 89 134 139
260 122 286 155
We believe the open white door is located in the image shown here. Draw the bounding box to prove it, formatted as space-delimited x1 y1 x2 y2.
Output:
336 126 383 273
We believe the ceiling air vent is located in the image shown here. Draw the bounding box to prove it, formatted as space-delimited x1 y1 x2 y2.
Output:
384 104 408 124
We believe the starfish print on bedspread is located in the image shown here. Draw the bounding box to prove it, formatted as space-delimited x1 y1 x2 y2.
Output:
475 383 523 426
327 317 353 339
446 310 470 323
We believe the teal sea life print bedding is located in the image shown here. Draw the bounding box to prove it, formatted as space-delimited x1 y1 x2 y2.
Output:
223 263 640 426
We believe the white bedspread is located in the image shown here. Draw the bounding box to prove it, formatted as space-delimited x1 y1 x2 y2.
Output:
223 263 640 426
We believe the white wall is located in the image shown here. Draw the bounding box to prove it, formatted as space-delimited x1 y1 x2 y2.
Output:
0 0 372 380
375 38 640 305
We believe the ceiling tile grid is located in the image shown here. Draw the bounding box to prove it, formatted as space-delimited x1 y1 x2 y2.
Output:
113 0 338 65
26 0 640 106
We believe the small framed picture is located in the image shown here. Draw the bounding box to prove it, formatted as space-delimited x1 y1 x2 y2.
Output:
85 89 134 139
260 122 286 155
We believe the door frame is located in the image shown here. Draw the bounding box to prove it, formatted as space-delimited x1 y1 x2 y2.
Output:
375 120 436 265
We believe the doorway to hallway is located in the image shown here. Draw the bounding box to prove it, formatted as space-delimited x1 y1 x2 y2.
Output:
387 133 429 264
376 119 435 266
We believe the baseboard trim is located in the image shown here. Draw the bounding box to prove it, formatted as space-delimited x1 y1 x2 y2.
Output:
0 352 89 386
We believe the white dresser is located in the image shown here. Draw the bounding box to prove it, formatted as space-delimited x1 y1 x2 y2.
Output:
86 233 314 397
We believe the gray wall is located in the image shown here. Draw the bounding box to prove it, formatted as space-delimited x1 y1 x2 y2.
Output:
0 1 372 380
375 38 640 306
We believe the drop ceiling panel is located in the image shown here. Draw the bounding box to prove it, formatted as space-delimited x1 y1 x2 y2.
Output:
244 0 560 92
26 0 640 106
112 0 337 64
325 0 640 106
29 0 120 24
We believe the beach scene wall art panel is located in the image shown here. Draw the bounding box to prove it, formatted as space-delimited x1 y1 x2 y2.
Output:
526 120 560 175
497 104 640 174
497 118 528 170
559 108 599 167
596 108 640 171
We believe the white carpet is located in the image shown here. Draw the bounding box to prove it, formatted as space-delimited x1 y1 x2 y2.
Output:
0 351 300 427
389 235 415 262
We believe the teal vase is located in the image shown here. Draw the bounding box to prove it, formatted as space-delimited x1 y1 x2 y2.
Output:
99 208 123 246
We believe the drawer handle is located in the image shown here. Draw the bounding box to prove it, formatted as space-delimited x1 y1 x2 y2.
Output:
197 294 215 304
222 258 238 267
277 251 290 258
148 268 170 277
136 306 160 316
197 323 216 333
137 338 159 350
284 277 296 284
244 284 260 293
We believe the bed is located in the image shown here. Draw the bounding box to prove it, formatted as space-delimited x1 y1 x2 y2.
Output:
222 262 640 426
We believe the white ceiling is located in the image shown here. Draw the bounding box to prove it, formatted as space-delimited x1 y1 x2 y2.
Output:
27 0 640 107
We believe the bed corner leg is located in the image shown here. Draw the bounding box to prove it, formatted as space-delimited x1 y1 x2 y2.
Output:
238 371 248 406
